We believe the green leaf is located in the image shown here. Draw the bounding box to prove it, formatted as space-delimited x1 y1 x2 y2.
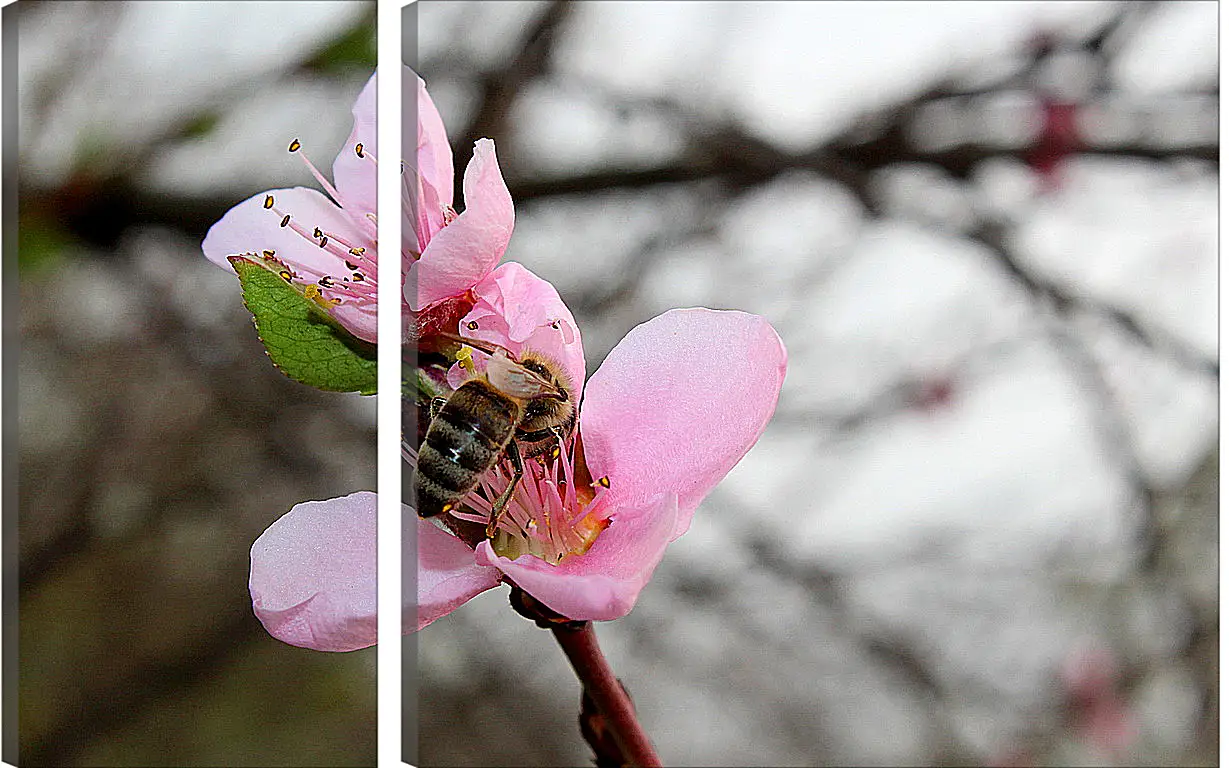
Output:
230 255 377 395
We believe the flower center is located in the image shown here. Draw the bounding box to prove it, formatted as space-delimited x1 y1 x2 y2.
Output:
450 441 613 565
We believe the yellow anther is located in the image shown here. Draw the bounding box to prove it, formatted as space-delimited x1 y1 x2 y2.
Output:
355 142 364 158
263 195 274 209
596 476 611 489
349 247 365 256
456 346 476 374
262 249 275 258
288 138 301 153
441 502 453 514
304 284 334 309
467 320 479 331
278 270 293 282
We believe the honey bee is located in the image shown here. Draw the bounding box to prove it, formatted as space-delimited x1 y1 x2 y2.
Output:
414 334 577 536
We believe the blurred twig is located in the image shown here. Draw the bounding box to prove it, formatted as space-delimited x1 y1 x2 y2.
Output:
971 218 1218 380
451 0 575 181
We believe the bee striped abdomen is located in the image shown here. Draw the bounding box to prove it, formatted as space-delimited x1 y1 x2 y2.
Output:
414 381 519 518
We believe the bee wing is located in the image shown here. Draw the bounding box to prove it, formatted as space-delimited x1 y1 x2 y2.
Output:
486 352 559 400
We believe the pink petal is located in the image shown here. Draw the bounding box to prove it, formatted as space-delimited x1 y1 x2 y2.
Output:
579 309 787 538
408 69 453 257
202 187 366 277
249 492 379 652
414 517 504 631
331 71 379 222
475 494 679 621
409 139 513 309
329 300 379 344
450 262 585 394
414 69 454 215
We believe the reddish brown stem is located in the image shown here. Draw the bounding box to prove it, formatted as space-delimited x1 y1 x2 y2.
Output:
551 622 663 768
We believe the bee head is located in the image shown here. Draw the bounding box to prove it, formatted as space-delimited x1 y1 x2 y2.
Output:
520 355 573 401
485 350 567 402
516 354 577 439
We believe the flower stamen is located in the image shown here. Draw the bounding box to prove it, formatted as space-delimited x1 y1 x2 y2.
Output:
447 439 612 565
258 190 379 308
287 138 346 210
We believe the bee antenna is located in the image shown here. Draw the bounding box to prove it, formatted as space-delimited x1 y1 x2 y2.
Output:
437 331 517 360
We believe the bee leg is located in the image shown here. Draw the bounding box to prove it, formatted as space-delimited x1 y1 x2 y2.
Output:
550 426 567 459
408 398 448 463
428 397 448 420
515 427 553 443
486 442 525 539
515 425 570 462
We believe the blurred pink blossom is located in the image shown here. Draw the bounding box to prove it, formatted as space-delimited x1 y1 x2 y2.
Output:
1061 644 1138 760
1028 99 1081 192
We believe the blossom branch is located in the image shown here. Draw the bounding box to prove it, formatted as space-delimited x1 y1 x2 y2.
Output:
551 622 663 768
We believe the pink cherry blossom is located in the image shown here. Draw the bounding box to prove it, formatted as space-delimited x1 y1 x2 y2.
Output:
203 71 383 342
406 71 514 312
202 66 510 344
236 69 521 652
445 261 586 395
416 265 788 627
